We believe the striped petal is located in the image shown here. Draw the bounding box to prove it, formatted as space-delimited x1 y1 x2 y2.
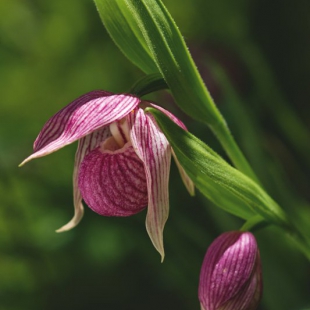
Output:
199 231 262 310
56 127 111 232
129 108 171 261
149 103 187 130
222 252 262 310
20 91 140 165
149 103 194 196
78 142 148 217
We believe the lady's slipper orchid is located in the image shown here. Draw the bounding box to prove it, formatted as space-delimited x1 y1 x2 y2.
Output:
20 90 194 260
198 231 262 310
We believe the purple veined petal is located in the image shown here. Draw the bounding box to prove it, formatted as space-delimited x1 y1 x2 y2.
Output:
56 127 111 232
128 108 171 261
20 91 140 166
78 142 148 217
244 252 263 310
222 253 262 310
212 233 257 308
149 103 195 196
199 231 259 310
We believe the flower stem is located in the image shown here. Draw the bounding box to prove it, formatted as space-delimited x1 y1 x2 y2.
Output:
131 74 260 184
130 73 168 97
210 120 260 184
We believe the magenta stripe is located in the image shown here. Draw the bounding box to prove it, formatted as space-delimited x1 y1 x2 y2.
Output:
24 92 140 164
35 90 111 151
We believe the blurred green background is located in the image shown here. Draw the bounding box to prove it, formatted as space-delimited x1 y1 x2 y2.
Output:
1 0 310 309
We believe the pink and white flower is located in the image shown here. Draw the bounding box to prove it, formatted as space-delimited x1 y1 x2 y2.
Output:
20 90 194 260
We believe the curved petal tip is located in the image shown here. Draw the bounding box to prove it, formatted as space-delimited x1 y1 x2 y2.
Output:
19 154 37 167
56 204 84 233
146 226 165 263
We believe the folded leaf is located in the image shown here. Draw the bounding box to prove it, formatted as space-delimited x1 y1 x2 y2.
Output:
149 107 289 227
94 0 158 74
94 0 258 182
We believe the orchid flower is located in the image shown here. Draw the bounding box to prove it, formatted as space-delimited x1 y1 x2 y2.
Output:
198 231 263 310
20 90 194 260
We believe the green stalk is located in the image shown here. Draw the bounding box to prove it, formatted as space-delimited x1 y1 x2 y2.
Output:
129 0 259 182
210 120 260 184
95 0 260 182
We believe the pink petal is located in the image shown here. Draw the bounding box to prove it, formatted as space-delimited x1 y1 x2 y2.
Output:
150 103 194 195
56 127 111 232
20 91 140 165
223 251 262 310
128 108 171 261
149 103 187 130
199 232 259 310
78 142 148 216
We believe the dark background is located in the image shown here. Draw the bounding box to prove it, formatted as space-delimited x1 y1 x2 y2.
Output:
1 0 310 309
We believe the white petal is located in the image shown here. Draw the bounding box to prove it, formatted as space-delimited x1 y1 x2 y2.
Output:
129 108 171 261
150 103 194 195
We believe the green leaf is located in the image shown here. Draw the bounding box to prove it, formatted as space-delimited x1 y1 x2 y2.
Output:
94 0 158 74
94 0 219 123
122 0 220 124
148 107 289 227
94 0 258 182
130 73 168 97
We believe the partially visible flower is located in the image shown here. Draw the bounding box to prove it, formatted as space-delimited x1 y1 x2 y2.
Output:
20 90 194 260
198 231 262 310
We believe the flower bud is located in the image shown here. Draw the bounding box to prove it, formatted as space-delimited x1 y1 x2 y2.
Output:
198 231 262 310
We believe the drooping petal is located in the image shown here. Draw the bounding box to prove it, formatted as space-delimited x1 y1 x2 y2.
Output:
78 142 148 216
129 108 171 261
149 103 194 195
56 127 111 232
20 91 140 165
